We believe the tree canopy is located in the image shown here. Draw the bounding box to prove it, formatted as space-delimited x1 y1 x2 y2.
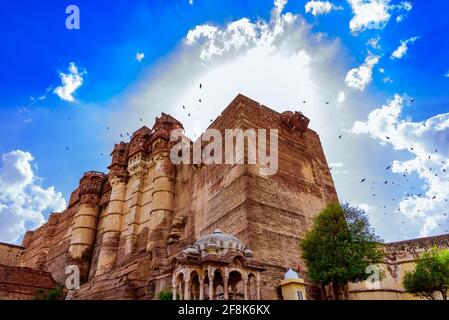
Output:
300 203 384 299
403 247 449 300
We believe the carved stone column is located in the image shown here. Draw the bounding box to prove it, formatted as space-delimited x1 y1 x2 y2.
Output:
256 272 261 300
243 272 249 300
147 151 175 273
67 171 105 283
199 274 204 300
208 271 214 301
96 175 127 276
184 272 191 300
172 275 177 301
223 271 229 300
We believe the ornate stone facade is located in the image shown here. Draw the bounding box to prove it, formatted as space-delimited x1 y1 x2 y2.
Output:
1 94 338 299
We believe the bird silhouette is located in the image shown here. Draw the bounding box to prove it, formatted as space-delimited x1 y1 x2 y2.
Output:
106 126 110 130
360 178 366 183
386 136 391 140
338 135 343 139
182 105 186 109
65 147 69 151
200 83 203 89
199 99 202 103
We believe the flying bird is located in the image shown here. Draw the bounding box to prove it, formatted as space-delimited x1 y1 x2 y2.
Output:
386 136 391 140
200 83 203 89
360 178 366 183
199 99 202 103
338 135 343 139
65 147 69 151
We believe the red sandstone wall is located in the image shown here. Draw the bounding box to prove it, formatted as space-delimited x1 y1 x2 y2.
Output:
0 265 57 300
0 243 24 267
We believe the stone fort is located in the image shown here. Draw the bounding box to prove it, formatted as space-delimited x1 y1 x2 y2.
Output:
0 94 448 300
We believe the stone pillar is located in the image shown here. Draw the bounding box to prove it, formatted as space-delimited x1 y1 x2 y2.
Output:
256 272 261 300
243 273 249 300
147 150 175 273
199 276 204 300
184 273 191 300
172 276 177 301
208 272 214 301
96 175 127 276
67 172 105 283
223 271 229 300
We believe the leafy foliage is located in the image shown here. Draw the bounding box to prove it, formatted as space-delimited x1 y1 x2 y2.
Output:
300 203 384 298
158 290 176 300
34 284 65 300
403 247 449 300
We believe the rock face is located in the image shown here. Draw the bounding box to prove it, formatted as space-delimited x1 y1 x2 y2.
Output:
4 94 339 300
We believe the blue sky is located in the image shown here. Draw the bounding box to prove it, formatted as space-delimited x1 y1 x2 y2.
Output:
0 0 448 243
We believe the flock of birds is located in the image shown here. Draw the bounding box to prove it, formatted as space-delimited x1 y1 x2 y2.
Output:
63 88 448 237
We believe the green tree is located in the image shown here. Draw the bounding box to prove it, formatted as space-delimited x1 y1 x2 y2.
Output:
34 284 65 300
300 203 384 300
158 290 177 300
403 247 449 300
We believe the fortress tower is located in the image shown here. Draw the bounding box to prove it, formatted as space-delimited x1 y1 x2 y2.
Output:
6 94 339 299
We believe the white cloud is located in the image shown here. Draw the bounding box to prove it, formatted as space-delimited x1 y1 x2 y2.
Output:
345 54 380 91
367 37 381 49
391 36 419 60
337 90 346 103
305 1 343 16
352 94 449 237
189 0 193 5
0 150 66 243
136 52 145 62
347 0 413 34
53 62 86 102
444 71 449 78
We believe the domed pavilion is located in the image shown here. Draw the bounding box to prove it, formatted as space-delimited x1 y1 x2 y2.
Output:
171 229 265 300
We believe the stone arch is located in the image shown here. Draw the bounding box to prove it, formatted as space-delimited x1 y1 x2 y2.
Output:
189 270 201 300
213 269 224 300
228 270 243 300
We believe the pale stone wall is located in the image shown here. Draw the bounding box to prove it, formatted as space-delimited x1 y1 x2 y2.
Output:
349 234 449 300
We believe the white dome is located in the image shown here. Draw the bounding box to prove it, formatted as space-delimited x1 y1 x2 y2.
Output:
193 229 251 257
285 269 299 280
